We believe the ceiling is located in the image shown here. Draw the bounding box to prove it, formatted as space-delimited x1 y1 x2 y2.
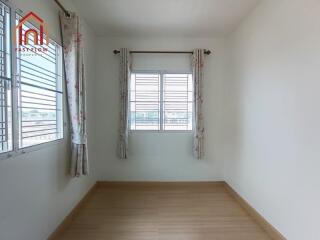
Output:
71 0 261 37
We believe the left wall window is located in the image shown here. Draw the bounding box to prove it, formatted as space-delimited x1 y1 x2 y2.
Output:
0 2 12 153
0 0 64 156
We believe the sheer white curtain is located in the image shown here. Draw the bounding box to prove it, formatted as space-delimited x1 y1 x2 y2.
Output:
193 49 205 159
118 48 131 159
60 12 88 177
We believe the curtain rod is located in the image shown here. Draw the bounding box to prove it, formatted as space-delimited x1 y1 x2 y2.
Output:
113 50 212 55
54 0 71 17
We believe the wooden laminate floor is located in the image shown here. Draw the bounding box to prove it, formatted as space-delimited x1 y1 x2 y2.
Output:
58 183 272 240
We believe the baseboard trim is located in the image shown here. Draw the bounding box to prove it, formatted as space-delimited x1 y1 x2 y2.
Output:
96 181 225 188
47 183 97 240
224 182 286 240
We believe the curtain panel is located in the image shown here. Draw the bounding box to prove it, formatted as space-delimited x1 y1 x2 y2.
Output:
192 49 205 159
118 48 130 159
59 12 89 177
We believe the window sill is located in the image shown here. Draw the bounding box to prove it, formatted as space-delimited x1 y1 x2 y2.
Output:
0 138 65 161
129 130 193 134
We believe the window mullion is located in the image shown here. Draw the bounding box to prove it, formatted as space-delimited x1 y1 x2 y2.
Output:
2 4 8 152
55 46 61 139
10 6 19 151
159 72 163 131
134 74 136 130
128 73 131 131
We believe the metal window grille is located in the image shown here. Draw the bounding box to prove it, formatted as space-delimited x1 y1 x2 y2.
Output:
0 1 12 153
130 73 160 130
130 72 193 131
163 74 193 130
15 15 63 148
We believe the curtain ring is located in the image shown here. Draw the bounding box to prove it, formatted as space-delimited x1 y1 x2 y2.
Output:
65 11 71 18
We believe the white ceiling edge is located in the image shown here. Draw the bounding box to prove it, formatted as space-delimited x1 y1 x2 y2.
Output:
71 0 263 38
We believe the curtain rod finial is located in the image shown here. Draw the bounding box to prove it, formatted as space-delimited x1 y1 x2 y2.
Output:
205 50 211 55
113 50 120 54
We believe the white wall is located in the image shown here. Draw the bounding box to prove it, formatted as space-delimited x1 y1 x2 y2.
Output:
0 0 98 239
95 37 226 181
4 0 320 239
223 0 320 239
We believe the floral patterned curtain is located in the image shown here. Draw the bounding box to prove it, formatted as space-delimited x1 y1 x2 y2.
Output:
193 49 205 159
59 12 88 177
118 48 130 159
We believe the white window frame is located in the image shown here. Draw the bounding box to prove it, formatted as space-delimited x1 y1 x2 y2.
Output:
0 0 65 160
129 70 193 133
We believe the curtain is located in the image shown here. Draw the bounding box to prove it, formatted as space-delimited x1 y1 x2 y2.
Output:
59 12 88 177
118 48 130 159
192 49 205 159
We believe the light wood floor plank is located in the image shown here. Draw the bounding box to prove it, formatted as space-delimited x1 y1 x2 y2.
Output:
56 184 272 240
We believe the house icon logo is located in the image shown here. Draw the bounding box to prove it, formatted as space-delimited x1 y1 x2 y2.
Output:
15 11 49 48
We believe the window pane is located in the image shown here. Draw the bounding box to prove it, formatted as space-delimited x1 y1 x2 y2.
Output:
16 15 63 148
163 74 193 130
0 2 12 153
130 73 160 130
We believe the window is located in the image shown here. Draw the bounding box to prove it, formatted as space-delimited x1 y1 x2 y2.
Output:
0 0 63 156
130 72 193 131
16 15 63 148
